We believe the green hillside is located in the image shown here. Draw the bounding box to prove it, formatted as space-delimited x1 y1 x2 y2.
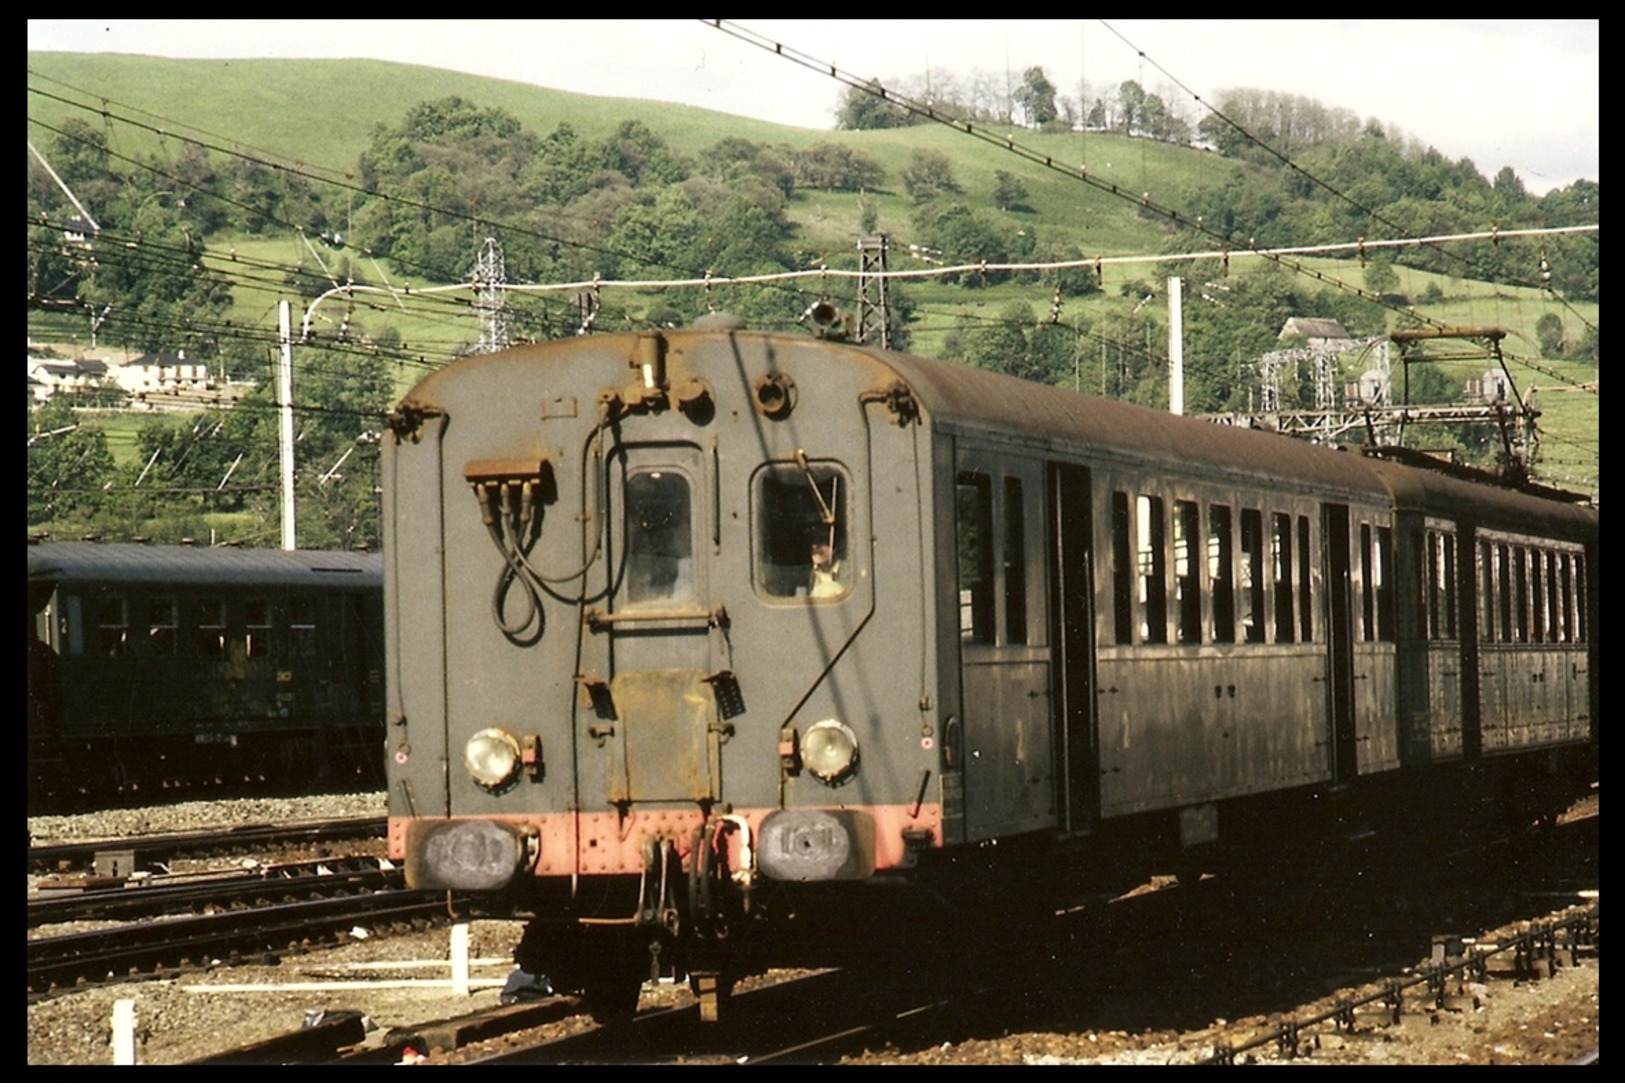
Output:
29 52 1598 511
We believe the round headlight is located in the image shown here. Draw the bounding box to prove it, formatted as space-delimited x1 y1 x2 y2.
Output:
464 728 522 791
800 719 858 784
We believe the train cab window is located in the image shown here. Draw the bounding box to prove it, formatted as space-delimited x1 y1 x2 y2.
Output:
625 469 694 605
95 597 129 658
245 598 271 658
1208 504 1234 644
1174 500 1201 644
1239 508 1265 643
1272 513 1294 643
957 472 995 642
1297 515 1314 642
1003 477 1028 644
198 598 226 658
757 462 849 601
147 598 177 656
1111 492 1133 646
290 596 317 656
1136 495 1167 644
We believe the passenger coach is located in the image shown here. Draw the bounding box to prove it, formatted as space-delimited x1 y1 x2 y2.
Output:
382 319 1596 1018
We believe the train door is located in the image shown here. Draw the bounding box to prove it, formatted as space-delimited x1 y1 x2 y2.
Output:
601 442 720 804
1322 504 1359 785
1049 461 1099 836
955 448 1054 839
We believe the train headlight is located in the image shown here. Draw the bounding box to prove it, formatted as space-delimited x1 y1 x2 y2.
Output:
464 728 522 792
800 719 858 784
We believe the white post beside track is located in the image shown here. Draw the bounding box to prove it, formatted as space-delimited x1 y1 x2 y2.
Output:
111 998 137 1065
450 923 470 996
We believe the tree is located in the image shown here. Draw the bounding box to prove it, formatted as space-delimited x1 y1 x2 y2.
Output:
901 149 962 204
1015 67 1058 128
1117 81 1147 134
1536 313 1567 357
993 171 1030 211
836 79 914 130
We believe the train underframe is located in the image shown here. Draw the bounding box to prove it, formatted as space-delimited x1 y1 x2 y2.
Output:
480 742 1593 1024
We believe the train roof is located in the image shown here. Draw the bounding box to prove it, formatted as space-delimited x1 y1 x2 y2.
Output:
26 541 382 588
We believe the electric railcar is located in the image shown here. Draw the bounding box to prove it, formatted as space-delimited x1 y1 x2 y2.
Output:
382 318 1596 1020
28 541 385 808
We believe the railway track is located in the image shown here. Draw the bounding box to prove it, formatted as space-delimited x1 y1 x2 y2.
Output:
28 883 456 999
28 855 397 928
28 816 386 874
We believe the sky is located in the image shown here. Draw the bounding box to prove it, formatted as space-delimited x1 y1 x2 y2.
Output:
27 19 1598 196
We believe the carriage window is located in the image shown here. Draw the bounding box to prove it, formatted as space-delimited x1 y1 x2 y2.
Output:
147 598 177 656
1239 508 1264 643
1574 554 1588 643
1512 546 1529 642
1359 523 1375 641
1557 553 1573 644
290 596 317 656
1377 526 1395 641
1497 544 1513 644
1208 504 1234 644
626 470 694 605
1545 552 1561 644
1424 530 1454 642
1297 515 1314 642
245 598 271 658
1531 550 1548 642
957 472 994 642
1480 541 1496 643
1110 492 1133 645
198 598 226 657
757 463 849 601
1174 500 1201 644
1137 495 1167 644
96 597 129 658
1272 513 1294 643
1003 477 1028 644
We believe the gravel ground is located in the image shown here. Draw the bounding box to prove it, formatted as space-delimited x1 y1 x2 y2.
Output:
27 792 1598 1066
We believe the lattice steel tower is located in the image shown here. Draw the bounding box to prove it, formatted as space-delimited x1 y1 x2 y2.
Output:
474 237 510 354
855 235 891 349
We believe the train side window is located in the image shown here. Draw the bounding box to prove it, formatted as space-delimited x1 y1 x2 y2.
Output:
1208 504 1234 644
1438 531 1454 641
1003 476 1028 644
1358 523 1375 642
1557 553 1573 644
1239 508 1264 643
1137 495 1167 645
1545 552 1561 643
1424 531 1441 638
625 470 695 605
1173 500 1201 644
246 598 271 658
957 472 995 643
1479 541 1496 643
290 596 317 657
147 598 177 656
1111 491 1133 646
1573 555 1588 643
1297 515 1314 642
1531 550 1548 642
1272 513 1294 643
198 598 226 658
95 597 129 658
1512 546 1529 642
756 462 849 601
1501 539 1514 640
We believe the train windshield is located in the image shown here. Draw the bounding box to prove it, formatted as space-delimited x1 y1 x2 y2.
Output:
624 469 695 605
754 461 850 601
